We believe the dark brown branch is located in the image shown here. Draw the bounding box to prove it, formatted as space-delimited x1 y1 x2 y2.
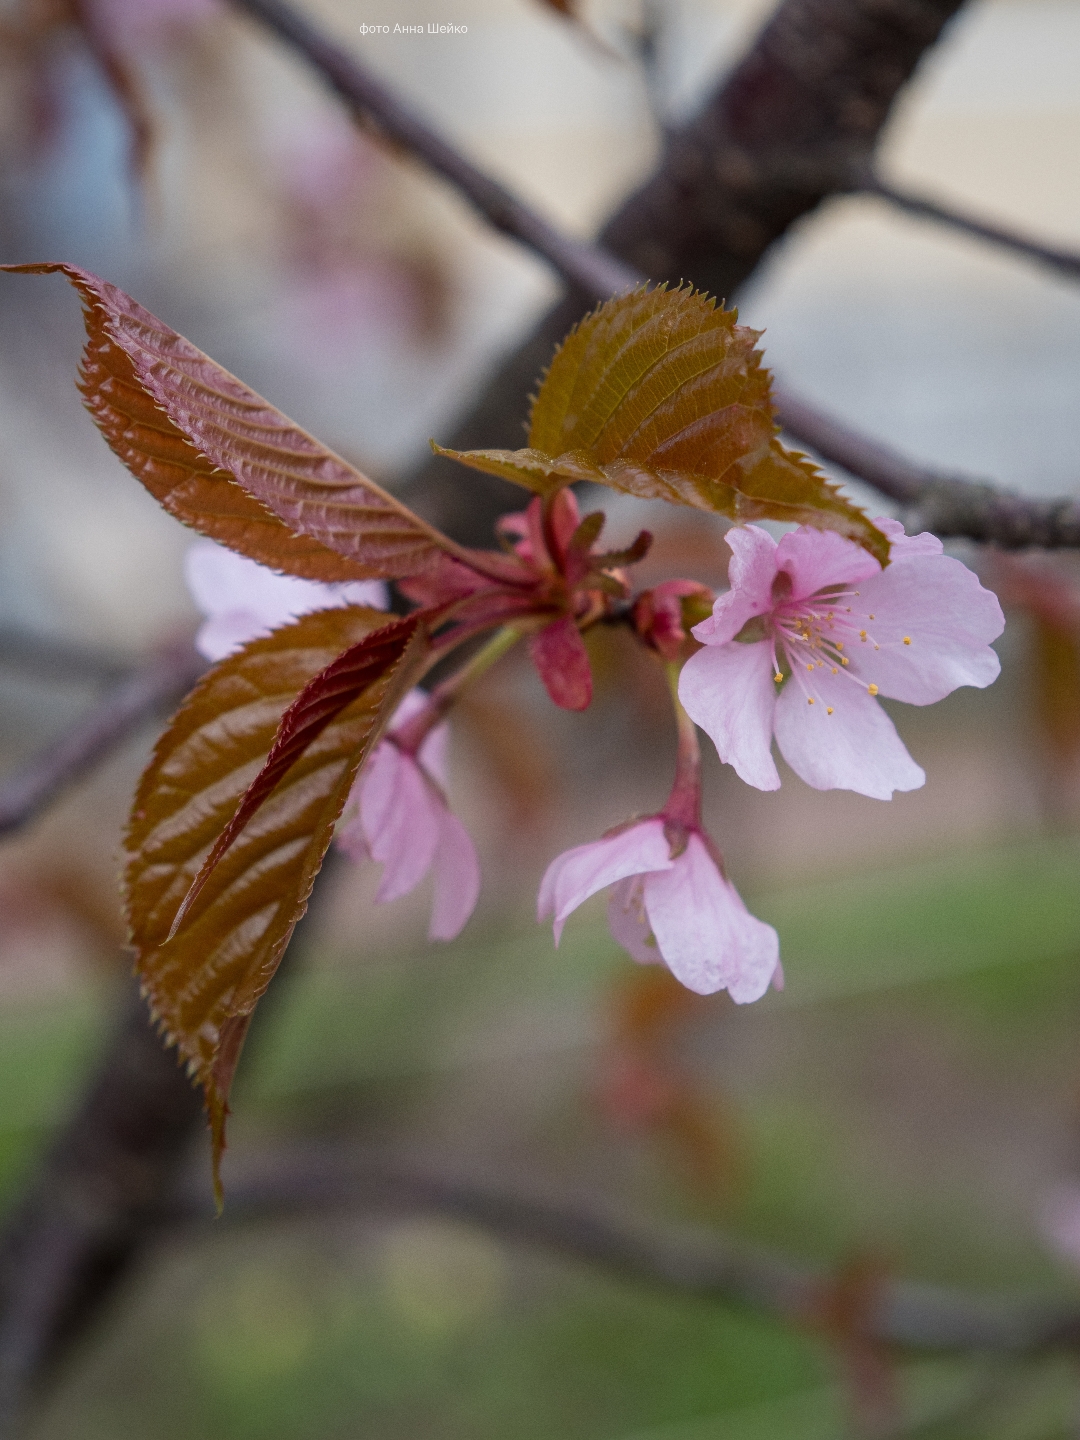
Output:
176 1144 1078 1356
229 0 1080 553
772 389 1080 547
0 642 205 839
0 852 347 1437
862 171 1080 284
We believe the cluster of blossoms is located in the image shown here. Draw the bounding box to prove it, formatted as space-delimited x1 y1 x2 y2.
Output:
187 507 1004 1002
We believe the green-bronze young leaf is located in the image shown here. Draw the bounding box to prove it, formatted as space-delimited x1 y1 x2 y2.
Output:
124 605 427 1203
4 263 483 582
437 285 889 566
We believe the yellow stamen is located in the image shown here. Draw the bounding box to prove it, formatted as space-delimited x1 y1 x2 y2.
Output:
868 683 878 695
835 642 844 651
841 658 849 666
827 706 834 714
859 630 867 640
774 673 783 683
807 697 814 705
903 636 911 645
831 667 838 674
806 663 814 671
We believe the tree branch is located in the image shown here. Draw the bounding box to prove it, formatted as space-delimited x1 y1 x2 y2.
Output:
0 628 128 685
0 850 347 1438
177 1144 1079 1357
228 0 1080 552
861 171 1080 284
227 0 639 301
0 643 205 839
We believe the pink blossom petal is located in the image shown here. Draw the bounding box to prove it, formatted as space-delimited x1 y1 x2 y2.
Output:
428 808 481 941
530 616 593 711
774 525 881 599
773 666 924 798
692 525 777 644
360 744 440 902
679 641 781 791
185 540 386 660
538 818 672 943
643 836 779 1000
873 517 943 559
193 611 274 663
846 555 1003 705
387 689 450 785
607 877 663 964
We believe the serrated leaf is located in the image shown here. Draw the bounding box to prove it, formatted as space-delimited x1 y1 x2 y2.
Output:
4 263 482 582
437 285 888 567
124 605 427 1202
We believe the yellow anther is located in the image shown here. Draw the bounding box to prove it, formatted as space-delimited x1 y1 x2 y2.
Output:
831 667 838 674
859 630 867 639
807 697 814 705
867 683 879 695
827 706 834 714
903 636 911 645
841 657 849 666
774 673 783 683
806 662 814 671
835 642 844 651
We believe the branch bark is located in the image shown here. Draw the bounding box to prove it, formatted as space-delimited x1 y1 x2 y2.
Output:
0 851 346 1438
0 643 206 839
178 1144 1078 1357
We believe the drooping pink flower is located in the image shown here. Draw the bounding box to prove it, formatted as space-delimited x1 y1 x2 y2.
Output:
184 539 386 662
538 817 779 1002
183 541 479 939
678 519 1004 800
336 691 480 942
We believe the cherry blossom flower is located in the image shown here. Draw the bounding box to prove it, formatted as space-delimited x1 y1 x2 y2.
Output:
678 519 1005 800
336 690 480 942
183 540 479 939
538 817 779 1001
184 539 387 662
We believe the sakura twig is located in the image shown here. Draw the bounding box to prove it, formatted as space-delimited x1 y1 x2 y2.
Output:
0 626 129 684
0 642 205 838
228 0 1080 551
172 1142 1078 1355
861 171 1080 284
226 0 638 301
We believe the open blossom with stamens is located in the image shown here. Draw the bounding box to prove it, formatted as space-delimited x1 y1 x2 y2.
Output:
183 540 479 939
678 519 1005 800
336 691 480 942
538 817 779 1001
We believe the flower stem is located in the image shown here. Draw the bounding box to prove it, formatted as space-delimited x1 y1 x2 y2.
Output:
392 626 522 755
662 661 701 829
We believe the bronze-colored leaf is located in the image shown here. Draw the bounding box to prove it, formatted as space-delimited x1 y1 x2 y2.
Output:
124 605 426 1201
438 285 889 567
4 263 480 581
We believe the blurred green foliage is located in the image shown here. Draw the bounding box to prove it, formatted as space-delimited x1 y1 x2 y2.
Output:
7 830 1080 1438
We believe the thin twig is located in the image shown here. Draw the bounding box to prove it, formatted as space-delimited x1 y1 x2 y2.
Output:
171 1144 1079 1356
862 171 1080 284
0 627 129 685
0 642 205 838
227 0 639 301
771 389 1080 547
227 0 1080 550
